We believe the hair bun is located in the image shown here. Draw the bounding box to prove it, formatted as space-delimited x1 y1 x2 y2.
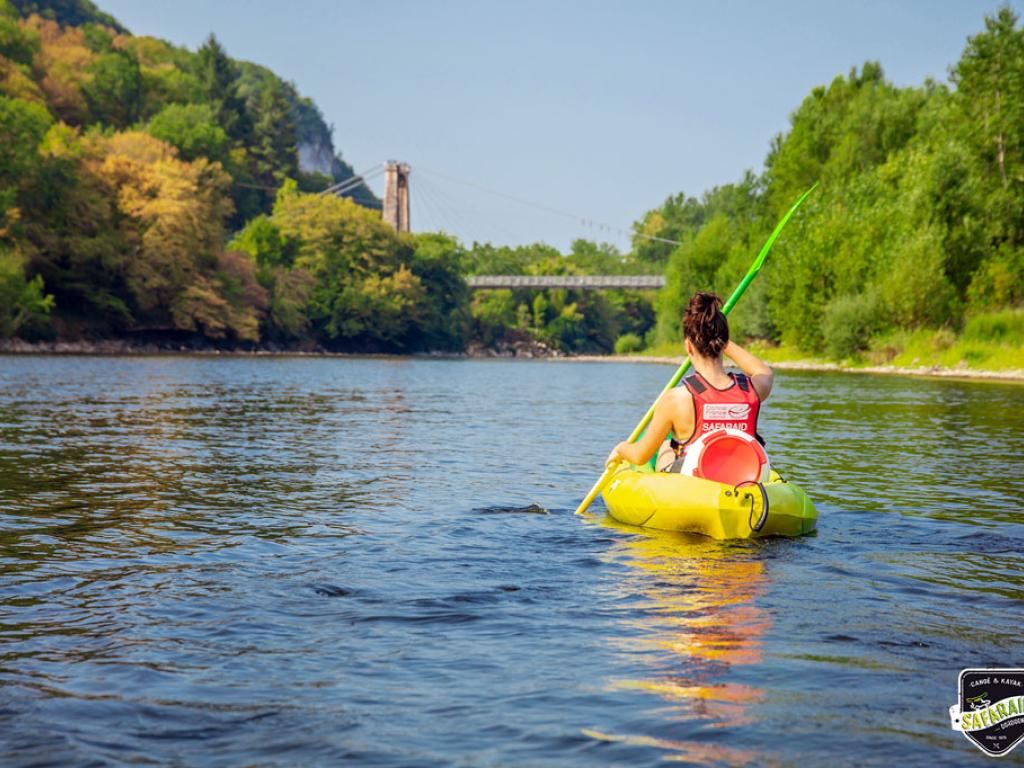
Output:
694 291 722 313
683 291 728 358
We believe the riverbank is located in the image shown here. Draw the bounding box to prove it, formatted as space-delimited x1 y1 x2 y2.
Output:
4 337 1023 382
0 329 562 359
599 332 1024 382
570 353 1024 382
0 337 559 360
0 337 315 356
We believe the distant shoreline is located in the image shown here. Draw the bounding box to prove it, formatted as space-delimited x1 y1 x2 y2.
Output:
566 354 1024 383
2 339 1023 382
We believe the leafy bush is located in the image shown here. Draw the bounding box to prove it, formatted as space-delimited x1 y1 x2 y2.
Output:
967 248 1024 309
821 291 882 359
614 333 645 354
471 290 517 346
0 247 53 337
879 227 956 327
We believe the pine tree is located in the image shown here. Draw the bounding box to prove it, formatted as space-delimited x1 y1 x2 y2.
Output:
195 34 250 143
249 76 297 209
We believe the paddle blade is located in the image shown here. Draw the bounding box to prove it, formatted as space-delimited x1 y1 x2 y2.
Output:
721 182 818 315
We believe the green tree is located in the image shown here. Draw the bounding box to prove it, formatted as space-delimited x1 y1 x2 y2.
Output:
257 183 428 349
0 93 52 240
631 194 705 267
230 213 307 339
0 1 38 66
82 50 142 128
248 75 297 208
764 62 926 215
230 214 296 269
567 238 626 274
10 0 126 32
953 7 1024 189
470 289 517 346
952 7 1024 303
0 246 53 337
147 102 228 162
23 122 133 330
409 232 470 350
194 33 249 142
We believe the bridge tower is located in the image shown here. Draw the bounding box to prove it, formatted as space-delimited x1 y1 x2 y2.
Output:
382 161 411 233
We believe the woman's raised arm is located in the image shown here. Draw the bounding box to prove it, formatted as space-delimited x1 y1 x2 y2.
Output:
724 341 774 400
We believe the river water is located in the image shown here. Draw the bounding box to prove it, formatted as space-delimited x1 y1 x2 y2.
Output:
0 356 1022 766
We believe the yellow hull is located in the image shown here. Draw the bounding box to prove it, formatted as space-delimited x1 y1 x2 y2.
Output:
601 466 817 540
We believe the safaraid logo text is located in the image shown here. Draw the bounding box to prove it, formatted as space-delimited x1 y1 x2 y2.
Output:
703 404 751 421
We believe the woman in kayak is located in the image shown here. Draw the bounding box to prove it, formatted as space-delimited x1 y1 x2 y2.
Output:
605 291 774 472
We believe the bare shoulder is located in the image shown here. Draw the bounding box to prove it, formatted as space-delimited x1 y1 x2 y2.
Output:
661 385 692 414
667 385 692 402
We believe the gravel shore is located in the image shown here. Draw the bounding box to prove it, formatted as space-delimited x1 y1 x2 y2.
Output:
564 354 1024 382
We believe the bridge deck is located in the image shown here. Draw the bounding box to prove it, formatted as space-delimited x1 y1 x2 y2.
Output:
467 275 665 290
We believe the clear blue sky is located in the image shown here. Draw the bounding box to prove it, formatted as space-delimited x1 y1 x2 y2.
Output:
102 0 1021 251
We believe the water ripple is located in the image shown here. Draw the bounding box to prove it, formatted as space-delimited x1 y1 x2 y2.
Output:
0 357 1021 765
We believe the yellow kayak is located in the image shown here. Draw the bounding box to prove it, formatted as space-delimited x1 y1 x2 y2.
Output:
601 465 817 539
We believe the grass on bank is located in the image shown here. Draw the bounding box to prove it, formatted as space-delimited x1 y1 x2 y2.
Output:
861 308 1024 371
865 330 1024 372
629 339 824 364
618 308 1024 373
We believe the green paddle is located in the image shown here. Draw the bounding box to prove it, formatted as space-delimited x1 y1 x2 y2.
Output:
574 183 818 516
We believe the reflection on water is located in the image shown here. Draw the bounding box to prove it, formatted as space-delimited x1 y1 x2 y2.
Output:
592 523 769 764
0 357 1023 766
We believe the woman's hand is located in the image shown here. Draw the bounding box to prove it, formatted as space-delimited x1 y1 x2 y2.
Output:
604 394 679 469
606 443 626 468
723 340 774 400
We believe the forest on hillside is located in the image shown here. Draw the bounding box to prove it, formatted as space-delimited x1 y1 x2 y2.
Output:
635 7 1024 364
2 1 1023 364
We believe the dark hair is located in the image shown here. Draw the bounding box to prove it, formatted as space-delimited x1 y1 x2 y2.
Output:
683 291 728 358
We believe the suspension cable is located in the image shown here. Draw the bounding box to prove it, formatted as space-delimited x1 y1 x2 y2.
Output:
416 166 681 247
320 163 385 196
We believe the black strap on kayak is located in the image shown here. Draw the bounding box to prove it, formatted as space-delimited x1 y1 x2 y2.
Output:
734 480 769 532
666 455 686 473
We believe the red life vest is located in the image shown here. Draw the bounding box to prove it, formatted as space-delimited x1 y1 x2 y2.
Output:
675 372 761 454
